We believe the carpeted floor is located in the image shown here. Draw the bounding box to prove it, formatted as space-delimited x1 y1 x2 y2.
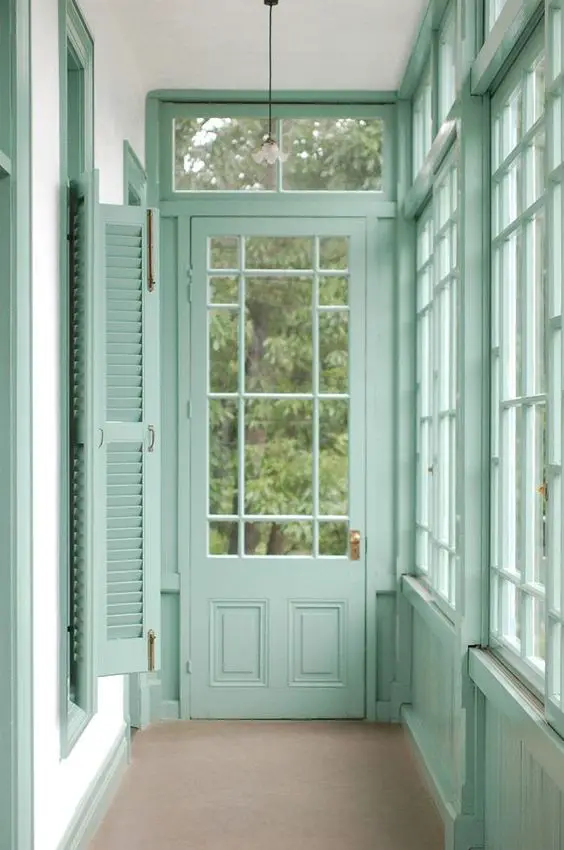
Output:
89 721 444 850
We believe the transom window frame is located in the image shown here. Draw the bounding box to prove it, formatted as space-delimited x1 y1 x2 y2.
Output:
158 100 395 202
488 22 548 697
415 142 460 617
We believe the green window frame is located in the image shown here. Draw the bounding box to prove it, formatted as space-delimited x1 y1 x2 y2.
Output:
489 24 547 695
438 2 456 125
124 140 147 207
59 0 95 755
158 101 394 201
415 146 459 613
545 0 564 737
487 0 509 31
412 59 433 178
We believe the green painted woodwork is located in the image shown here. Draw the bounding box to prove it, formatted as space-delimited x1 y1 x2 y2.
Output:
187 215 367 719
1 0 33 846
471 0 544 93
59 0 95 756
96 203 161 676
124 140 147 207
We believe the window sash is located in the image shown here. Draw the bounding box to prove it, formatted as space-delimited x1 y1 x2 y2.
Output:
415 147 459 610
489 25 549 697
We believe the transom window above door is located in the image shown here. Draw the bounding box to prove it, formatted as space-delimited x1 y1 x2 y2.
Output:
206 234 350 558
168 109 387 193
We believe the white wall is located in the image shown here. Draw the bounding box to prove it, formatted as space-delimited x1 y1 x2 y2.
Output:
31 2 145 848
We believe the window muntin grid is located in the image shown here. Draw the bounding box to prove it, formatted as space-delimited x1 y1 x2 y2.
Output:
490 31 547 690
415 149 459 609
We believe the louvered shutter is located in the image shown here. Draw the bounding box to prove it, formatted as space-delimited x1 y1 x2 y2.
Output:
96 205 161 676
68 171 98 712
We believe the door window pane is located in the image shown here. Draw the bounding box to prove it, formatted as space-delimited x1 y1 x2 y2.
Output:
209 310 238 393
209 399 238 515
319 312 348 394
318 522 348 556
244 521 312 555
245 399 313 516
319 400 349 516
245 277 312 394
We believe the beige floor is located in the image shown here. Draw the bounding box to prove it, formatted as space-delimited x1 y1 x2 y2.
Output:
90 721 444 850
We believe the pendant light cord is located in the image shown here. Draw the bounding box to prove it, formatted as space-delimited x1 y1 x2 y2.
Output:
268 2 273 136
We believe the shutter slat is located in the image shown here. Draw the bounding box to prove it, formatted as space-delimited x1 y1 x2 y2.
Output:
106 441 144 639
106 219 143 424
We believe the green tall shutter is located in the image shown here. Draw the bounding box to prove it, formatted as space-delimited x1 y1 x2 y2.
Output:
68 171 98 712
96 205 161 676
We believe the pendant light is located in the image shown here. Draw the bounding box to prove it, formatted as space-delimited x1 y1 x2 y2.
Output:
253 0 287 165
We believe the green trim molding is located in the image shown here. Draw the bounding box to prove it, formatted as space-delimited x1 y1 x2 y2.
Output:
2 0 34 847
469 648 564 794
123 140 147 206
471 0 544 93
56 730 129 850
58 0 96 758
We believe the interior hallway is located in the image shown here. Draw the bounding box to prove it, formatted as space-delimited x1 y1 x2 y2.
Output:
89 721 443 850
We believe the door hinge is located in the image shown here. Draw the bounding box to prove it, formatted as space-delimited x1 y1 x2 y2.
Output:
187 401 192 419
186 660 192 674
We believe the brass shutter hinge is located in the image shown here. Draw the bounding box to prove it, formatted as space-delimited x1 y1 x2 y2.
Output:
147 629 156 671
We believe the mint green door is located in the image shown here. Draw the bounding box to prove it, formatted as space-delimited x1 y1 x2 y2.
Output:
189 216 367 719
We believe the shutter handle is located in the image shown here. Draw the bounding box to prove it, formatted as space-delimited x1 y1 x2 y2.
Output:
148 425 156 452
147 209 156 292
98 428 104 448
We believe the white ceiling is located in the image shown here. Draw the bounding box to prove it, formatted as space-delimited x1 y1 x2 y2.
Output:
94 0 427 93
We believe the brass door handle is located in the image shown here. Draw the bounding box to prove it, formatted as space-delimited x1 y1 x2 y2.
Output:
349 530 361 560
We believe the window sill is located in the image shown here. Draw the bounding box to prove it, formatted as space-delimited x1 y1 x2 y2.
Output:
469 647 564 794
62 700 91 759
401 574 457 644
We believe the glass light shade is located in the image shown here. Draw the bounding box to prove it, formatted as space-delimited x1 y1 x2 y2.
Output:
252 135 288 164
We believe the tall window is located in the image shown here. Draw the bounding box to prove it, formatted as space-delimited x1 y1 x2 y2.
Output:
546 1 564 736
489 30 546 690
415 149 459 610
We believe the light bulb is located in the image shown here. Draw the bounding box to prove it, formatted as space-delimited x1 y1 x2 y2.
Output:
252 136 288 165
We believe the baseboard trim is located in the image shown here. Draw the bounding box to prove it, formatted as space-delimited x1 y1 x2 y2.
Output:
402 706 484 850
161 699 180 720
402 706 456 846
56 729 129 850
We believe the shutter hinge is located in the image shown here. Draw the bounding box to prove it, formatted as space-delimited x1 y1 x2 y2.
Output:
186 660 192 674
147 209 156 292
187 401 192 419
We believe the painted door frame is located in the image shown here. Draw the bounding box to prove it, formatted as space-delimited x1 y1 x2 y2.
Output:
166 194 395 722
0 0 33 847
